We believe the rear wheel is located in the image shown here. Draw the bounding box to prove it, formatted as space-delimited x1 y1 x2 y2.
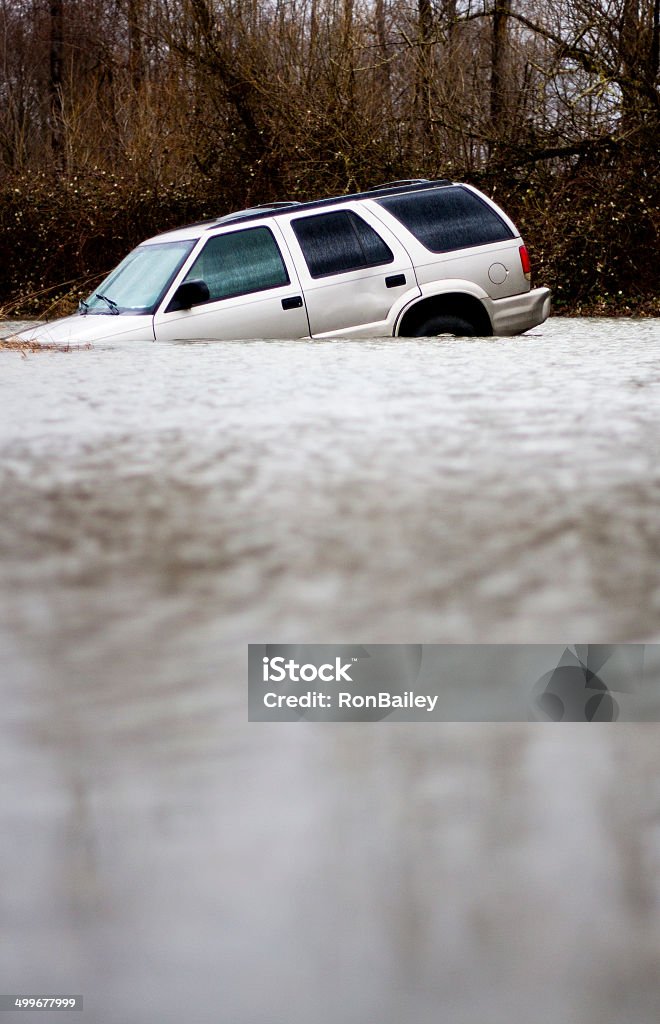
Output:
411 314 477 337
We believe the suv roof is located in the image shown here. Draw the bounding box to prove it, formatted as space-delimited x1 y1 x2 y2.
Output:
208 178 454 230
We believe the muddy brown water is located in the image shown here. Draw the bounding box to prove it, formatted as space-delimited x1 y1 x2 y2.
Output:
1 317 660 1022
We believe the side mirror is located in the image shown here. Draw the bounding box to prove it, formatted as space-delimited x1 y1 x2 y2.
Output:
167 279 210 312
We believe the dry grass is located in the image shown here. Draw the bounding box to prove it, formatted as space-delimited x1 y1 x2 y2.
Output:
0 336 90 354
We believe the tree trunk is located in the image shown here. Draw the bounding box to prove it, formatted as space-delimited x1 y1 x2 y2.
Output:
652 0 660 81
49 0 64 164
490 0 510 154
620 0 641 133
127 0 143 92
374 0 391 95
417 0 434 145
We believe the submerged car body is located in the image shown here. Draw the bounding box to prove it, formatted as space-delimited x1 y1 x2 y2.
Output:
19 179 551 345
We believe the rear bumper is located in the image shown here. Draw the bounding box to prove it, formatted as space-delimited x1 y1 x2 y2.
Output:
487 287 552 336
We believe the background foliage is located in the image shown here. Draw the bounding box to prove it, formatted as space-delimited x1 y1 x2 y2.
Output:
0 0 658 317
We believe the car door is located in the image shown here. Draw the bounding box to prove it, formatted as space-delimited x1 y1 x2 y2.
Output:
278 204 420 336
153 222 310 341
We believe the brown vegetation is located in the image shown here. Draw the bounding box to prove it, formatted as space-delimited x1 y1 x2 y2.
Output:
0 0 658 318
0 336 86 353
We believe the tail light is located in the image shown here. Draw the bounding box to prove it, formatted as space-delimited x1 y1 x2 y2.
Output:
519 244 531 282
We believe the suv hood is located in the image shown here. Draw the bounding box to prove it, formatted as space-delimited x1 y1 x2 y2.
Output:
16 314 155 346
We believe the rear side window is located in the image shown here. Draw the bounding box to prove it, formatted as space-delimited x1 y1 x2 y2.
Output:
292 211 393 278
377 186 514 253
184 226 289 301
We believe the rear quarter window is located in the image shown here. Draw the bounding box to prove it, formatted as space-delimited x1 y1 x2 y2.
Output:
377 186 514 253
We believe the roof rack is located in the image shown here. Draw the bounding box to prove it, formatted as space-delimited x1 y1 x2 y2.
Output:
256 201 302 210
369 178 431 190
210 201 301 228
204 179 454 232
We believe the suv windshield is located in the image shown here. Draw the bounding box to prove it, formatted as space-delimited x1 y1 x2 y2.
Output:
83 239 196 314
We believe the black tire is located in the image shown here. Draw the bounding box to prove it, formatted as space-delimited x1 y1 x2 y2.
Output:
411 314 477 337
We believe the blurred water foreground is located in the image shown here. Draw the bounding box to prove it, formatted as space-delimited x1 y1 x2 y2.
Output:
1 317 660 1023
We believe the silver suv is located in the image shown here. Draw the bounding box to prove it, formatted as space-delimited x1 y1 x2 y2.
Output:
21 179 551 345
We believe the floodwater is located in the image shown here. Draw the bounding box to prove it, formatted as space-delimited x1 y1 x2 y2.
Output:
1 317 660 1023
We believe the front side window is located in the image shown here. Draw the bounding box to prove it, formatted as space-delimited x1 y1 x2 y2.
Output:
292 211 393 278
84 239 196 314
377 186 514 253
183 226 289 302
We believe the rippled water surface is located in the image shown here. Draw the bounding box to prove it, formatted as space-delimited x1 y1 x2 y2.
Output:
1 317 660 1023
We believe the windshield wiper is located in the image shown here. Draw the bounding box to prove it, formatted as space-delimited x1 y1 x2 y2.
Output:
78 299 89 315
95 293 120 315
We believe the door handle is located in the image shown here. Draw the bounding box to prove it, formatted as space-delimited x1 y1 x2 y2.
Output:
282 295 303 310
385 274 406 288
